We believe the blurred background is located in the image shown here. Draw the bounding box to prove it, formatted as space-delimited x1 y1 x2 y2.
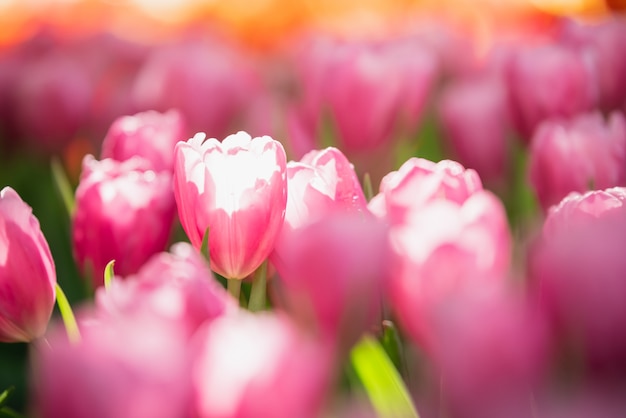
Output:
0 0 625 414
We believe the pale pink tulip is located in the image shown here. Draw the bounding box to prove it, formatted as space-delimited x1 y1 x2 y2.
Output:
528 111 626 210
0 187 56 342
272 147 367 259
96 242 235 339
100 109 186 172
33 312 192 418
274 213 390 352
72 155 176 287
191 311 332 418
370 157 483 225
388 190 511 350
174 131 287 279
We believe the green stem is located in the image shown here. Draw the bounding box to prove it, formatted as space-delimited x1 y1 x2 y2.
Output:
227 279 242 303
50 158 75 217
55 283 81 344
248 261 267 312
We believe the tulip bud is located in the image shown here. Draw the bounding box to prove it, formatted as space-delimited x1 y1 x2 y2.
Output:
191 312 332 418
174 131 287 279
0 187 56 342
72 155 176 287
100 109 186 172
528 111 626 210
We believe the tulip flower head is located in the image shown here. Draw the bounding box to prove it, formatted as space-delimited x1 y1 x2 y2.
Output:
174 131 287 279
0 187 56 342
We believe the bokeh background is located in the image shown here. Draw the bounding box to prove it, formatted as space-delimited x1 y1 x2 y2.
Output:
0 0 625 414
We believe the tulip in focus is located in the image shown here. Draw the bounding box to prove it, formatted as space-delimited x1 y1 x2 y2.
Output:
528 111 626 210
72 155 177 286
100 109 186 172
96 242 235 339
191 311 332 418
274 213 390 353
0 187 56 342
174 131 287 279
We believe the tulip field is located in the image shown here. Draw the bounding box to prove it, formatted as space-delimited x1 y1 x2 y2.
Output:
0 1 626 417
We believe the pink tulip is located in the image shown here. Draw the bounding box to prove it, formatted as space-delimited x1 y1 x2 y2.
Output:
288 37 437 163
191 311 332 418
369 157 483 225
272 147 367 258
529 187 626 374
33 312 192 418
438 74 512 184
96 242 235 339
174 131 287 279
387 189 511 350
506 42 596 139
274 212 390 352
131 39 258 139
100 109 186 172
73 155 176 287
528 111 626 210
0 187 56 342
431 286 548 418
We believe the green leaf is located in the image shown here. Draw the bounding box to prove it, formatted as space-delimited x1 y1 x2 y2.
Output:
350 335 419 418
103 260 115 291
50 158 75 217
55 283 81 344
0 406 25 418
363 173 374 202
380 320 405 376
0 387 14 409
200 227 210 262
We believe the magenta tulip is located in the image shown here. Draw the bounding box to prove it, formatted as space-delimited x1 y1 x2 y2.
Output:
174 131 287 279
96 242 235 339
190 311 332 418
528 111 626 210
72 155 176 287
100 109 186 172
0 187 56 342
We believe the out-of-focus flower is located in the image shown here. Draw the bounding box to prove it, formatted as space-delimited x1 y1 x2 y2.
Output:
274 213 390 353
438 74 512 184
528 111 626 210
131 38 259 139
431 286 548 418
100 109 186 173
0 187 56 343
506 42 596 139
72 155 176 287
33 312 192 418
96 242 235 339
529 187 626 375
190 311 332 418
174 131 287 279
288 36 437 178
368 158 483 224
560 17 626 112
13 52 93 154
272 147 367 258
388 189 511 350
